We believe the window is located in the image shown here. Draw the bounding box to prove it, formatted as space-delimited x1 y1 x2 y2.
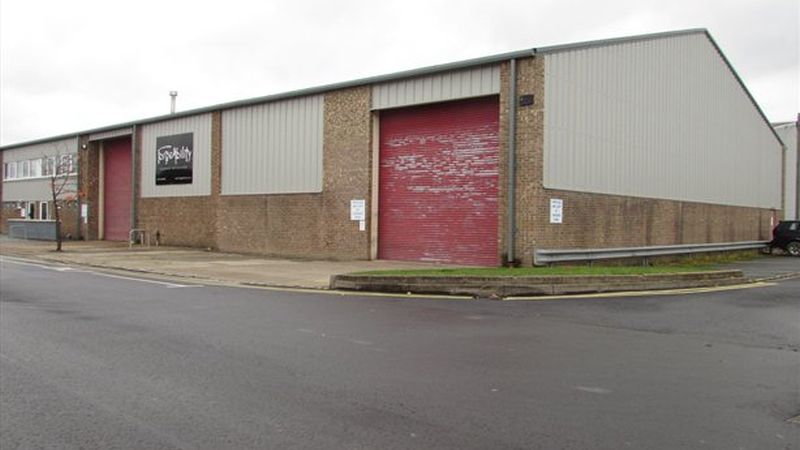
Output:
27 202 35 220
20 160 30 178
31 159 42 178
57 154 76 175
5 162 18 180
39 201 49 220
42 157 55 177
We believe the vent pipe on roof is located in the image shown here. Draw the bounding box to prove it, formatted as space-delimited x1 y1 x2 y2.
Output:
169 91 178 114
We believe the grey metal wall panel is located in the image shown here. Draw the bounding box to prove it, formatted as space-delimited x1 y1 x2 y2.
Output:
221 95 323 195
88 128 132 141
775 123 798 219
2 138 78 201
372 65 500 110
6 219 57 240
140 114 212 197
543 33 782 209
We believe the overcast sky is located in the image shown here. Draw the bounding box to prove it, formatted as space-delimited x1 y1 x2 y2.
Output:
1 0 797 145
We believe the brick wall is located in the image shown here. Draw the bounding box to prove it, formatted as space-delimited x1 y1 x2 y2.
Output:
320 86 372 259
58 201 80 239
502 56 776 266
80 138 101 240
214 86 372 259
137 115 216 249
133 88 373 260
139 197 215 247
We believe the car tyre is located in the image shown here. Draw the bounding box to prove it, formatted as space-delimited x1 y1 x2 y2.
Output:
787 241 800 257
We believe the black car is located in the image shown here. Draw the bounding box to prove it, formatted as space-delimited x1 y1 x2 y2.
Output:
769 220 800 256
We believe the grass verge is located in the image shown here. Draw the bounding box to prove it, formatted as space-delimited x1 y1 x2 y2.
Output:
352 251 763 277
352 265 718 277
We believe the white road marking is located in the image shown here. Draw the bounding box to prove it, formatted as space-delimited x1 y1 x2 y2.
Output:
575 386 612 394
85 271 200 288
506 281 775 301
295 328 384 351
1 257 202 289
347 339 373 346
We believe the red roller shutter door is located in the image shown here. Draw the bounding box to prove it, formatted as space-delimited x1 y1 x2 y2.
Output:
103 137 132 241
378 97 500 266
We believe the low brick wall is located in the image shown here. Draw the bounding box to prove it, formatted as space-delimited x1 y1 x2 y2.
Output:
331 270 745 297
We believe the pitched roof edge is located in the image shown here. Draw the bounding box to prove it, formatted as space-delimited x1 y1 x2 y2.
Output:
534 28 708 54
2 28 781 152
701 31 785 149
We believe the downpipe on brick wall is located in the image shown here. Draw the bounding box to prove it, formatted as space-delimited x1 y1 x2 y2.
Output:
130 124 138 233
506 58 518 266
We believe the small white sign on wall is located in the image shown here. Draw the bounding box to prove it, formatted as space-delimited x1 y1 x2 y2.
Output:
81 204 89 224
350 199 366 221
550 198 563 224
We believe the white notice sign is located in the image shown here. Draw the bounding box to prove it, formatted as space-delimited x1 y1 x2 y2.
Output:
350 199 366 221
81 204 89 224
550 199 563 224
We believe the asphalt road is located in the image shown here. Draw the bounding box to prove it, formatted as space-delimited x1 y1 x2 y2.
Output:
1 258 798 450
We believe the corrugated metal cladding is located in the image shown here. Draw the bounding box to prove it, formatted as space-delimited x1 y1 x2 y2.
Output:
372 65 500 110
89 128 132 141
221 95 323 195
543 33 782 209
1 138 78 202
775 124 798 219
378 97 500 266
141 114 212 197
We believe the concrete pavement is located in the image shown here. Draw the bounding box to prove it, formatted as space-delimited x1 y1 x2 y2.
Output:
0 237 460 289
1 236 798 293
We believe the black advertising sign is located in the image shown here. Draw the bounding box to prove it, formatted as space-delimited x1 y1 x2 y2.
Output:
156 133 193 185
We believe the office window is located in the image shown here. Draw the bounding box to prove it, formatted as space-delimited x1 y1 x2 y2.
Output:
42 157 55 177
39 202 49 220
31 159 42 178
5 162 18 179
57 154 76 175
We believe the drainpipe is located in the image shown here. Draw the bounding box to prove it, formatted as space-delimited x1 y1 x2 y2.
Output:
76 136 82 240
506 58 518 265
130 124 138 232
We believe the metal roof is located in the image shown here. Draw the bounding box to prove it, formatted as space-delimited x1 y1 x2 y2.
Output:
1 27 780 150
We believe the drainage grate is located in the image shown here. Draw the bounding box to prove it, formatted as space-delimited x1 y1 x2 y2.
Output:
787 415 800 425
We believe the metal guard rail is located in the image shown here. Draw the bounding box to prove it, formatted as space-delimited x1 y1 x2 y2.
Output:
533 240 769 266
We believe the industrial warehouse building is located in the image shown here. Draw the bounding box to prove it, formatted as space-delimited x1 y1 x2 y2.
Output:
0 29 789 266
774 118 799 220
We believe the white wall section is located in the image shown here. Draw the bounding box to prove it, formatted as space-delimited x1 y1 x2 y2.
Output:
221 95 323 195
141 114 212 197
544 33 782 209
2 138 78 202
372 65 500 110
